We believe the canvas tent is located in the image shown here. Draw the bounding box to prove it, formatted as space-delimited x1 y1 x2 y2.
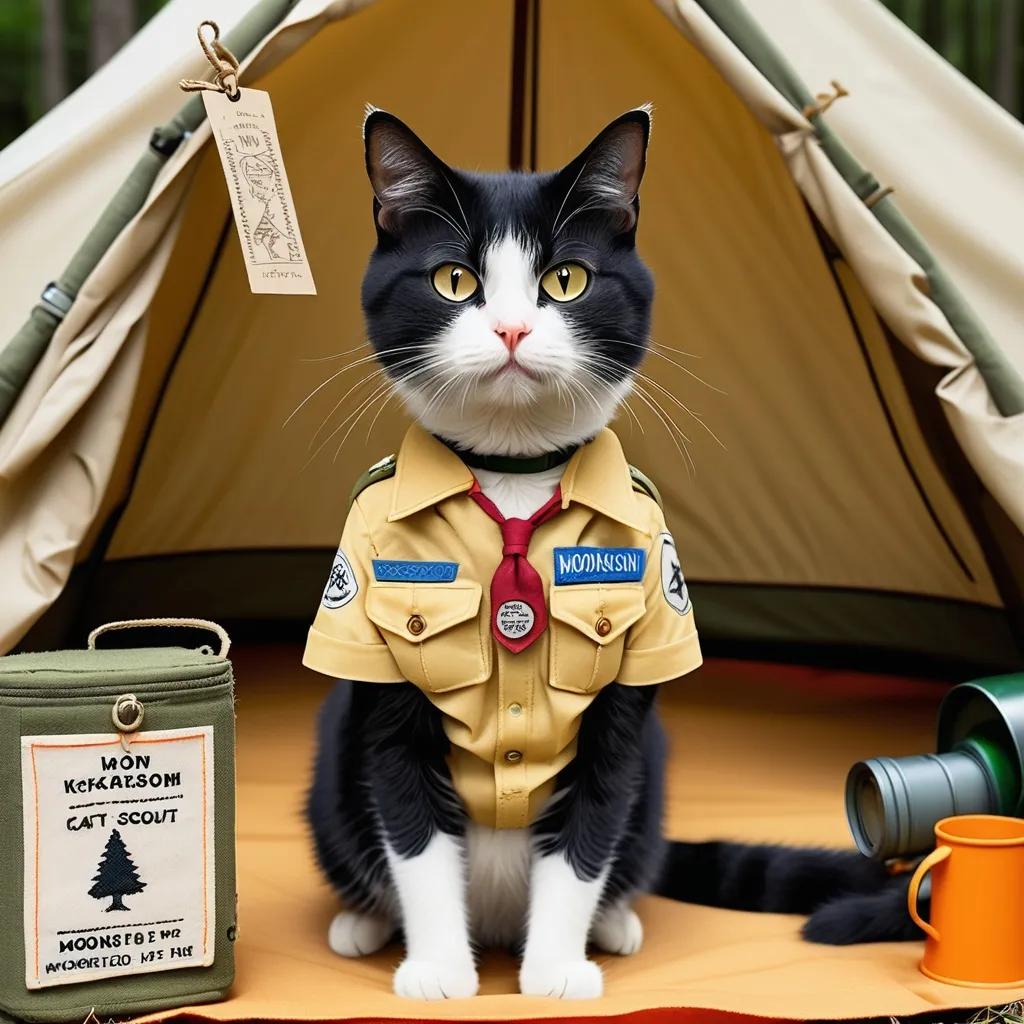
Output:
0 0 1022 670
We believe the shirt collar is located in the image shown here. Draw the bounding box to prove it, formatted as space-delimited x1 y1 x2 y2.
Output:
387 423 644 531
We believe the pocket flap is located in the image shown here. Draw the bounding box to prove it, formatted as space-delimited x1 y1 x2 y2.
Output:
365 581 482 642
549 584 646 645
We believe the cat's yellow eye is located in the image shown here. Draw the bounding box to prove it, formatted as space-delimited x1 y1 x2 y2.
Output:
540 263 589 302
432 264 479 302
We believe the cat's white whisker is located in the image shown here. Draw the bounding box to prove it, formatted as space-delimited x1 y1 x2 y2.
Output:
288 346 428 431
300 341 371 363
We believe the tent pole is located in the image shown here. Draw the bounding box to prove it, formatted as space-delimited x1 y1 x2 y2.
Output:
0 0 299 431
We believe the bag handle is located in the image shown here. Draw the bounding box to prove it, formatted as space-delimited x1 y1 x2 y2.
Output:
87 618 231 659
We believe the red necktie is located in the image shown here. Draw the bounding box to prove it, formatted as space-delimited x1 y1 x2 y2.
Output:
469 481 563 653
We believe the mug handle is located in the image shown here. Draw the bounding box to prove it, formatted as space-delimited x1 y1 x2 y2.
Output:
907 845 950 941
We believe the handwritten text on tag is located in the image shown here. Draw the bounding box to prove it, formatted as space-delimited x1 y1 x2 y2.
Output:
202 88 316 295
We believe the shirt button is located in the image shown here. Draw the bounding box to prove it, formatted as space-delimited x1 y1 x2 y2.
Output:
504 750 523 763
595 616 612 637
508 703 523 717
407 614 426 636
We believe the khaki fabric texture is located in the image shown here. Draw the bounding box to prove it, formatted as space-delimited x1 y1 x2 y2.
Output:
304 425 702 829
129 647 1024 1022
0 0 1021 655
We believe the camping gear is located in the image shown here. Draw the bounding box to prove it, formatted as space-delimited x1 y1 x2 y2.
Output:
846 673 1024 859
907 814 1024 988
0 620 236 1024
0 0 1021 673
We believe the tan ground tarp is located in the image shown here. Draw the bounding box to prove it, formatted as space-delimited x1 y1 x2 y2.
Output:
131 649 1024 1021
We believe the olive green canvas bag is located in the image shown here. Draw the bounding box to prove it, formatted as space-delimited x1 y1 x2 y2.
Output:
0 620 237 1024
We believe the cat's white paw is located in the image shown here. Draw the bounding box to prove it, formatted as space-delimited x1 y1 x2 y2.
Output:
393 958 480 1000
327 911 394 957
591 904 643 955
519 958 604 999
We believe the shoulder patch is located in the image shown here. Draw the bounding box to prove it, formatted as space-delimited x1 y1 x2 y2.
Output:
322 548 358 609
628 465 663 509
658 532 691 615
348 454 396 511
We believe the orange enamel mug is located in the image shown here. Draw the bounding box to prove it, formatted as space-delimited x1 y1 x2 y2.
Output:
908 814 1024 987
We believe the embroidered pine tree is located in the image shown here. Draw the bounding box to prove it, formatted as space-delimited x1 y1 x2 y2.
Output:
88 829 146 912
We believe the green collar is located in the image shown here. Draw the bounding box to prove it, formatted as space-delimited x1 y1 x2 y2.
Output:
434 435 583 474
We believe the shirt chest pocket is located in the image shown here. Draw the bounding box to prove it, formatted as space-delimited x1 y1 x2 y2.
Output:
548 584 647 694
365 581 490 692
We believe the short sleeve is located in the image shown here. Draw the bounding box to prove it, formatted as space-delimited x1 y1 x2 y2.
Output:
302 498 406 683
616 508 702 686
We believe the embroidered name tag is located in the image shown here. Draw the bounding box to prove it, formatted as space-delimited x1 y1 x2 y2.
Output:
372 560 459 583
553 547 645 585
21 727 216 989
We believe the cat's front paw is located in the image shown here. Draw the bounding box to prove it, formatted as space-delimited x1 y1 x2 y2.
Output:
328 911 395 957
591 903 643 955
519 958 603 999
393 958 479 1000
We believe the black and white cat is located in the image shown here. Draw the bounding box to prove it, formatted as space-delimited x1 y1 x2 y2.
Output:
306 106 919 1001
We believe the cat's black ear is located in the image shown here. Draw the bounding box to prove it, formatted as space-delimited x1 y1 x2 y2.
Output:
363 107 452 235
551 105 652 235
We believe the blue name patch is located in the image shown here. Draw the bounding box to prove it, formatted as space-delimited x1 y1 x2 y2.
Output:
372 560 459 583
553 547 646 585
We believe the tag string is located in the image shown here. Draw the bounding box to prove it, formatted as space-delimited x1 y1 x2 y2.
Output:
802 80 849 119
179 20 241 99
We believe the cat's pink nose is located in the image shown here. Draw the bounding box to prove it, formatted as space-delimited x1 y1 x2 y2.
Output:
495 322 531 352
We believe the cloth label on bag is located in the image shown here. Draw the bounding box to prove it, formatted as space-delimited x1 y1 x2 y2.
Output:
21 727 215 989
202 88 316 295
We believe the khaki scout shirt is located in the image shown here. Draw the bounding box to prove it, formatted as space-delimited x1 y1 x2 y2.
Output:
303 424 702 828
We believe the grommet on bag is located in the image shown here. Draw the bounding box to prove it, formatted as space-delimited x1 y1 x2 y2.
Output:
504 750 523 763
407 614 426 636
112 694 145 752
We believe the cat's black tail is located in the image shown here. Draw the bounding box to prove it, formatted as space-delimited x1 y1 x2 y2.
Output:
652 840 924 945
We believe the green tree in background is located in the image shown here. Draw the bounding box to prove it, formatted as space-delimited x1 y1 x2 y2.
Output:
0 0 169 148
883 0 1021 117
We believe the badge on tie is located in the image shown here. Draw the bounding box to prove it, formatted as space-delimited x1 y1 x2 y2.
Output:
468 483 564 653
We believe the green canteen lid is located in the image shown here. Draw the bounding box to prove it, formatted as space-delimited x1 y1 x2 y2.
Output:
937 673 1024 816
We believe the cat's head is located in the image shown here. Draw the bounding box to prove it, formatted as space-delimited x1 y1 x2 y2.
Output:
360 106 654 457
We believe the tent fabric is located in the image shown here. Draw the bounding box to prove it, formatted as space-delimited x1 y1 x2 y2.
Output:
0 0 1021 661
126 648 1024 1021
731 0 1024 389
0 0 265 359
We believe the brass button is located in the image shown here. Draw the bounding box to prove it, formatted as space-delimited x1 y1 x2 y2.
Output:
407 614 426 636
508 703 523 717
504 750 523 763
595 617 612 637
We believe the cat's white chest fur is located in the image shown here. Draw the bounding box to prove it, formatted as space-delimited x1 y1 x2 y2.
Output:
473 465 563 519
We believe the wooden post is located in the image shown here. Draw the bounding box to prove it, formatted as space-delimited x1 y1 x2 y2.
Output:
40 0 68 112
89 0 136 73
993 0 1020 116
964 0 980 84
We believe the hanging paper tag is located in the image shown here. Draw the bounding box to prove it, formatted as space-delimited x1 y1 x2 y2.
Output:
201 88 316 295
21 728 216 989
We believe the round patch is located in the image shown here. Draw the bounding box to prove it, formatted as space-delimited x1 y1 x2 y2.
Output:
658 532 690 615
322 548 358 610
496 600 535 640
